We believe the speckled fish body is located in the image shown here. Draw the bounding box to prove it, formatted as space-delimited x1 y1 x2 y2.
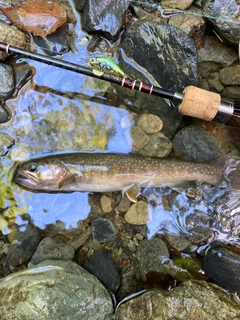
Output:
86 57 125 77
14 153 227 197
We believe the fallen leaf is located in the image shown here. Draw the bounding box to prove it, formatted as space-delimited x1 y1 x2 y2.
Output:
1 0 67 38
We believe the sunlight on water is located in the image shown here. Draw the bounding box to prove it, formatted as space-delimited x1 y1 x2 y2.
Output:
145 185 240 244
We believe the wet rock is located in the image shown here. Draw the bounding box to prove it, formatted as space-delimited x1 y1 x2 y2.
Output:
203 244 240 292
115 280 240 319
162 257 195 281
125 126 150 151
198 36 238 66
117 195 131 213
136 237 169 281
207 74 224 93
5 224 41 268
0 104 9 123
137 114 163 134
0 63 14 99
124 201 152 225
203 0 240 45
169 6 206 42
91 218 118 243
0 132 14 155
0 22 28 60
33 30 70 56
198 61 222 79
172 125 219 161
0 235 8 259
81 0 130 40
73 0 87 11
120 21 197 137
100 195 112 213
83 248 120 293
222 86 240 100
219 65 240 86
139 132 172 157
161 0 194 10
165 233 191 251
1 0 67 38
0 260 114 320
121 21 197 90
69 226 92 250
13 64 33 95
29 237 75 266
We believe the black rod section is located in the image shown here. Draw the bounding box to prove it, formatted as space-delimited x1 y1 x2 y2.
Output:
0 42 177 101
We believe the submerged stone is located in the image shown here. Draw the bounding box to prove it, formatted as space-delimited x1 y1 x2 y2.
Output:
0 63 14 99
33 30 70 56
0 104 9 123
91 218 118 243
0 132 14 155
83 248 120 293
172 125 219 161
139 132 172 158
119 21 197 137
115 280 240 320
0 260 114 320
29 237 75 266
136 237 169 281
203 244 240 292
5 223 41 268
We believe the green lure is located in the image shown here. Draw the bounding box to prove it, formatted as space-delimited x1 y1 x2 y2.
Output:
86 56 126 77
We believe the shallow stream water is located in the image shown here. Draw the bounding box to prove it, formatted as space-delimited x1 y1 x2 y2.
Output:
0 2 240 314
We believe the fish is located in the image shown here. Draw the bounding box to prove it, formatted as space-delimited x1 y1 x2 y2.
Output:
86 56 126 78
14 153 240 202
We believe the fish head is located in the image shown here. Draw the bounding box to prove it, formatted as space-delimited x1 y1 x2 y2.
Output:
14 158 70 191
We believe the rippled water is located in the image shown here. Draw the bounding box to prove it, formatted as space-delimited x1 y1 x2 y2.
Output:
0 0 239 252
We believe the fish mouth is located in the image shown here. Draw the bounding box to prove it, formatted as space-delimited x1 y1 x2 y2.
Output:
14 172 41 187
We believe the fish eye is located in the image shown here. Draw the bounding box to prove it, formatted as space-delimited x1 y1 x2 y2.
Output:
27 163 38 173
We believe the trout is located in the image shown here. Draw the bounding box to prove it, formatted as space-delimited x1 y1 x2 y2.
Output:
14 153 240 201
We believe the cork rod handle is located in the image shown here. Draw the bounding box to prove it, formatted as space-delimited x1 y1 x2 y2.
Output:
178 86 221 121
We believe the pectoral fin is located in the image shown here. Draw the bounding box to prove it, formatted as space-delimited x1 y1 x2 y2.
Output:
124 183 139 202
57 174 76 189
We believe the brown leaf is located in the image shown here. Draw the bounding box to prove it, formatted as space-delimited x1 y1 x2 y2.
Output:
1 0 67 38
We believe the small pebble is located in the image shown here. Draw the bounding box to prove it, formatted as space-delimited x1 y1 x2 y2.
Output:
135 233 144 241
0 104 10 123
137 114 163 134
124 201 152 225
0 63 14 99
0 132 15 155
139 132 172 158
100 195 112 213
122 259 131 268
125 126 150 151
128 240 136 252
91 218 118 243
117 196 131 213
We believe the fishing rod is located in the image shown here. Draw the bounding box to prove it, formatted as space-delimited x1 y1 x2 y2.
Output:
130 0 240 25
0 42 239 128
